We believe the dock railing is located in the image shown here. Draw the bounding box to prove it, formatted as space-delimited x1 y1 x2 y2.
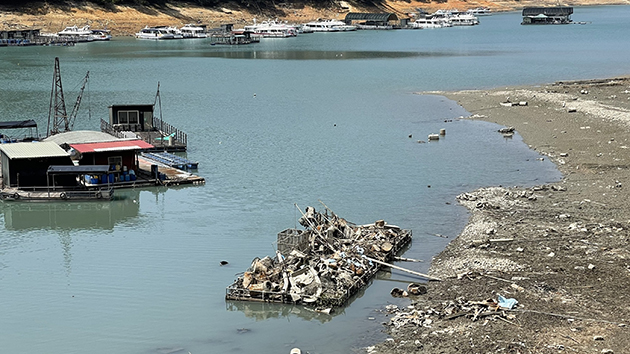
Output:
100 119 127 139
151 116 188 146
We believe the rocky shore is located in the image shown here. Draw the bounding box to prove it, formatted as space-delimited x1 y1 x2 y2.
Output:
370 78 630 353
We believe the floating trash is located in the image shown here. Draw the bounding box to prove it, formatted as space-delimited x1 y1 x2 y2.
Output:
225 204 413 309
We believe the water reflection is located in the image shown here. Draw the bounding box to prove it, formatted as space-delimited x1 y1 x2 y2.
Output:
1 189 140 230
226 301 337 323
123 49 495 60
225 275 391 323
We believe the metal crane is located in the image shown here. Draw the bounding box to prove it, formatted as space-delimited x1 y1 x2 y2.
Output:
68 71 90 132
46 57 90 136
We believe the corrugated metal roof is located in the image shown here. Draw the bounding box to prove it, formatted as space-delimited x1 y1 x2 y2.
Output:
70 139 154 153
0 141 70 159
522 7 573 16
43 130 128 145
345 13 398 22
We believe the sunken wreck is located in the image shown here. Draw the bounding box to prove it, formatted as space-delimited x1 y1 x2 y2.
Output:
226 205 414 310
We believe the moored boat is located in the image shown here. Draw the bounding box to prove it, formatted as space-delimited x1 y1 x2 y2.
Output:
302 19 357 32
450 12 480 26
467 7 492 16
135 26 176 40
154 25 183 39
243 20 297 38
90 29 112 41
411 16 452 29
180 24 207 38
58 25 94 42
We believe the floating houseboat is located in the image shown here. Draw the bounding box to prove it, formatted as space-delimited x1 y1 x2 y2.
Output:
0 130 204 202
467 7 492 16
0 141 113 201
522 7 573 25
57 25 94 42
302 19 357 32
344 13 400 30
180 24 208 38
135 26 176 40
0 29 76 46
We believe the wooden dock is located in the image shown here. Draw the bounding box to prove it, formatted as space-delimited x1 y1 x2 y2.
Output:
137 156 205 186
0 158 204 202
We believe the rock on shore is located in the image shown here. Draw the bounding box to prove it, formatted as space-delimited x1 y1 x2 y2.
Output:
371 78 630 354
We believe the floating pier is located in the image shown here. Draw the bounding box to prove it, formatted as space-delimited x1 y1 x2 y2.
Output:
137 156 205 186
225 205 414 310
142 152 198 170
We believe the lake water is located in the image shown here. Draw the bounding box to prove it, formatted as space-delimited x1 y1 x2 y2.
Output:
1 6 629 354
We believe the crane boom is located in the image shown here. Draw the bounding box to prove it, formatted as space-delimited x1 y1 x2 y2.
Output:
68 71 90 131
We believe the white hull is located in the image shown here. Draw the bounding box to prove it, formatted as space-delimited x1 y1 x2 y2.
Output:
303 20 357 32
244 21 297 38
411 17 452 28
181 24 208 38
135 27 176 40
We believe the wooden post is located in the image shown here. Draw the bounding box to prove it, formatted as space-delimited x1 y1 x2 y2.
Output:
363 255 441 281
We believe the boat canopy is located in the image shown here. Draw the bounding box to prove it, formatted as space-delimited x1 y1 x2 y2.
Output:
47 165 111 174
344 13 399 22
0 120 37 129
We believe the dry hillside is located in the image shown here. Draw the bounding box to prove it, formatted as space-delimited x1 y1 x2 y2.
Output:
1 0 628 35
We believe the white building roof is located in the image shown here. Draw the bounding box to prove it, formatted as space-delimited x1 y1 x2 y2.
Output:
0 141 70 159
43 130 126 145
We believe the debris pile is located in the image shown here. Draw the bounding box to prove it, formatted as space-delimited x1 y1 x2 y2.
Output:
383 296 519 332
225 206 412 309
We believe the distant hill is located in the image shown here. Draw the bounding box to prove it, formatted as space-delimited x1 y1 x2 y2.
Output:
1 0 627 34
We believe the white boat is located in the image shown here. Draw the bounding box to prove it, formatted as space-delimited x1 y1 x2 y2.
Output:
302 19 357 32
243 20 297 38
467 7 492 16
296 24 314 34
154 26 183 39
411 16 452 29
180 24 207 38
325 19 357 31
431 9 479 26
449 13 479 26
135 26 176 40
58 25 94 42
90 29 112 41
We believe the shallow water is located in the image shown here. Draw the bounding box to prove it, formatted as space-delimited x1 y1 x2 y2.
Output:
1 6 629 354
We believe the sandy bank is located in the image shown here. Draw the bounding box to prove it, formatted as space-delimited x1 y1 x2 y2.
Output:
370 78 630 353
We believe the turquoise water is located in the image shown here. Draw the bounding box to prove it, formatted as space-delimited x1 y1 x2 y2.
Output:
1 7 629 354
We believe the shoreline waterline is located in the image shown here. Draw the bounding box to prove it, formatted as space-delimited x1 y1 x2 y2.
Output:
370 76 630 353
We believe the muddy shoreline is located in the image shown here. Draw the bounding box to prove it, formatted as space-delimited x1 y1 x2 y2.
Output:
370 78 630 353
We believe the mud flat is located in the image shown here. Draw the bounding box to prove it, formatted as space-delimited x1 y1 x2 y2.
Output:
370 78 630 354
